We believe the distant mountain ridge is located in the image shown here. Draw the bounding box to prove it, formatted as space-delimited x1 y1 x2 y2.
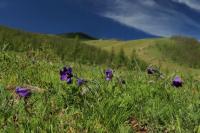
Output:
0 25 97 40
57 32 97 40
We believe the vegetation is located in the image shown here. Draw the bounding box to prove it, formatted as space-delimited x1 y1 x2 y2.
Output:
58 32 97 40
85 37 200 75
0 25 147 69
0 26 109 65
0 26 199 132
0 51 200 132
156 36 200 68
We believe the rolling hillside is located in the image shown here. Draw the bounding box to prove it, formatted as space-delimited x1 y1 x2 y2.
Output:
0 25 113 65
85 37 200 78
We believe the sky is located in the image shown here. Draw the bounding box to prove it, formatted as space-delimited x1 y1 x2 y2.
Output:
0 0 200 40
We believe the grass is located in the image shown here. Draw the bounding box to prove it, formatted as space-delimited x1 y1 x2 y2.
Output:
0 25 111 65
85 37 200 78
85 38 157 57
155 36 200 68
0 50 200 132
0 26 200 132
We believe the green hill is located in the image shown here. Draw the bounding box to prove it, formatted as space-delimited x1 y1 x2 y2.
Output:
85 37 200 77
0 25 147 69
0 25 110 65
58 32 97 40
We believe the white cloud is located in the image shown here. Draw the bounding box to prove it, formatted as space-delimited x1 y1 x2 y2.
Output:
99 0 200 37
172 0 200 10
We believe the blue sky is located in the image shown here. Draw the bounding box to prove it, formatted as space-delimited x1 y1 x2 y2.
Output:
0 0 200 40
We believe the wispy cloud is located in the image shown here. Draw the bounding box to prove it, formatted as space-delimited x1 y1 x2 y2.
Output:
94 0 200 38
172 0 200 11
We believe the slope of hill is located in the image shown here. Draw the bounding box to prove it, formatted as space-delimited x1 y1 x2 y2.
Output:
85 37 200 77
0 25 111 65
58 32 97 40
0 25 148 69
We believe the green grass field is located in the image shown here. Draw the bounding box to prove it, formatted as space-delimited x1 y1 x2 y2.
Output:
85 37 200 78
0 26 200 132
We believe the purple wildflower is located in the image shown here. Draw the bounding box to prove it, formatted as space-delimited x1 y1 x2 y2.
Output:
77 78 86 86
105 69 113 81
172 76 183 87
67 78 72 84
15 87 31 97
60 67 73 84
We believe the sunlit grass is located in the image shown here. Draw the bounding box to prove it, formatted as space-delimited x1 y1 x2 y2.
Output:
0 26 200 132
0 51 199 132
85 38 200 78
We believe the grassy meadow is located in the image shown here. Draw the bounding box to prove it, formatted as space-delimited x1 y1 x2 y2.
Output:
0 26 200 132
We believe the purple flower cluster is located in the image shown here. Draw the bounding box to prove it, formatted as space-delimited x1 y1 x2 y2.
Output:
60 67 115 86
14 65 184 99
60 66 87 86
147 67 183 88
60 67 73 84
105 69 113 81
16 87 31 97
172 76 183 88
